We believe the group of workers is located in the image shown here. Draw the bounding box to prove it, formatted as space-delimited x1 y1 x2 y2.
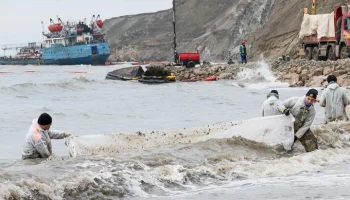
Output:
262 74 349 152
21 74 349 159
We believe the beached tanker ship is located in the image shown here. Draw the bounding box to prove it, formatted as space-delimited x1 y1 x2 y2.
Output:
0 15 110 65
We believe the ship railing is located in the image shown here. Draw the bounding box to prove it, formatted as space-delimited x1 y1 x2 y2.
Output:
2 42 43 50
62 40 106 47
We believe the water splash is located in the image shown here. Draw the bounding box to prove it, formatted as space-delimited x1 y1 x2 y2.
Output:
235 61 289 89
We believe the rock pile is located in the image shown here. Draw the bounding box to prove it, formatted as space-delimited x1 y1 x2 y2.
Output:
150 59 350 87
169 63 257 81
271 59 350 87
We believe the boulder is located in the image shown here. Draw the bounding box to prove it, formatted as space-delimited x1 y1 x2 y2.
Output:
301 69 309 76
311 68 324 76
218 73 233 79
290 67 297 73
305 76 327 87
176 75 184 81
337 74 348 86
183 73 190 79
193 68 204 76
282 73 300 85
341 79 350 87
331 70 347 77
277 72 287 77
296 67 302 74
323 67 331 75
300 74 308 82
177 67 186 72
208 66 220 74
297 81 304 86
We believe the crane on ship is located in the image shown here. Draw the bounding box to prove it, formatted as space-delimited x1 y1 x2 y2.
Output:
90 15 104 34
1 43 41 57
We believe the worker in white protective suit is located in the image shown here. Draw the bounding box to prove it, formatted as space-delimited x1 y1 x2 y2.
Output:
22 113 71 160
319 75 350 123
278 89 319 152
262 90 282 117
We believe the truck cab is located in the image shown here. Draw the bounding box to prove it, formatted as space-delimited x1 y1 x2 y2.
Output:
337 9 350 59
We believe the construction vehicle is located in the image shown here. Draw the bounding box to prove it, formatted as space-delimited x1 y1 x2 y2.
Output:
172 0 200 68
298 0 350 60
176 52 200 68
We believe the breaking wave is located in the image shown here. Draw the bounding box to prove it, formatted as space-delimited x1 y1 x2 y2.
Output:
2 120 350 199
1 76 98 92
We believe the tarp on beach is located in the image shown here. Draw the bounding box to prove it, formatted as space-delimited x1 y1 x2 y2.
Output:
65 115 295 157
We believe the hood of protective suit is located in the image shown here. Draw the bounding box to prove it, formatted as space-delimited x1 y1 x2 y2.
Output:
262 95 281 117
267 93 279 99
327 82 339 90
31 118 44 130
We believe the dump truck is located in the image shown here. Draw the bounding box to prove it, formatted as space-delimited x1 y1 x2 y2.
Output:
299 5 350 60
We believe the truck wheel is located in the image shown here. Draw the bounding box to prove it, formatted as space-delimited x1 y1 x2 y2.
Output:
186 61 195 68
328 46 336 61
312 47 319 61
305 47 312 60
340 46 348 59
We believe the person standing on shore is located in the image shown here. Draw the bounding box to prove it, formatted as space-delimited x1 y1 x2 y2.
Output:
240 40 247 64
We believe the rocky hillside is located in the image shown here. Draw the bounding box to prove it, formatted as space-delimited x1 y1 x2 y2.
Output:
103 0 274 62
103 0 349 62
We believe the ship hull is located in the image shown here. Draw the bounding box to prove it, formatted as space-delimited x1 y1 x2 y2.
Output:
0 58 41 65
42 54 109 65
0 43 110 66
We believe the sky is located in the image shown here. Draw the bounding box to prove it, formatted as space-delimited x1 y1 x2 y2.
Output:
0 0 172 54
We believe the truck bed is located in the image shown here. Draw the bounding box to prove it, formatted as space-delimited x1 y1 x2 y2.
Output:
302 34 336 44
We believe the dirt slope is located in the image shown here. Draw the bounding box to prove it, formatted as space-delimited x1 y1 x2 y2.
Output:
103 0 274 62
102 0 350 62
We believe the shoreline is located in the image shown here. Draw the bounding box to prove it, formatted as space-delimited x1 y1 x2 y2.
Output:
166 59 350 87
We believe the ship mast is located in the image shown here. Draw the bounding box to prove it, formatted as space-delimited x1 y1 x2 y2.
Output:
172 0 178 64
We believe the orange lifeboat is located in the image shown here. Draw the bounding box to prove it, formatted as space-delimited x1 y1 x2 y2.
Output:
96 20 103 28
48 24 63 32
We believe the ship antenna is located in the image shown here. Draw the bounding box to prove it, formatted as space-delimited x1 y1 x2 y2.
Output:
41 21 44 34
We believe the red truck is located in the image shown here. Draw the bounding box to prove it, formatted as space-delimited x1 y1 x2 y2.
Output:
299 5 350 60
176 52 200 68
